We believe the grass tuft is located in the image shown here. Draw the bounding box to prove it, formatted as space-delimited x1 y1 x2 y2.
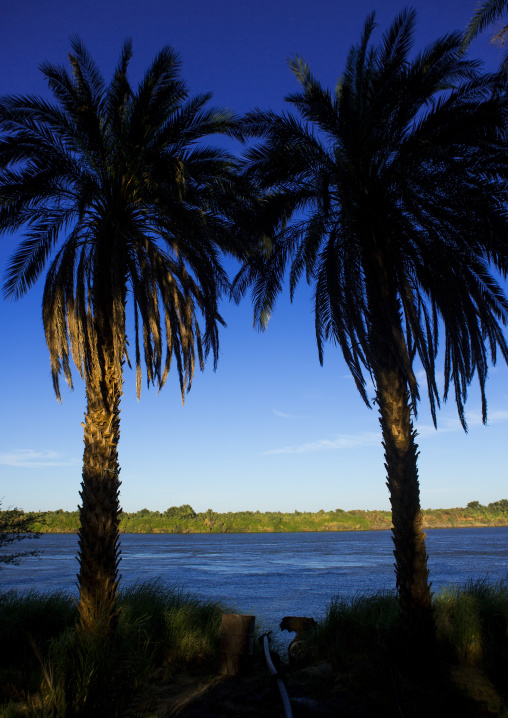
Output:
312 590 399 667
119 579 224 671
0 580 226 718
305 578 508 717
433 577 508 700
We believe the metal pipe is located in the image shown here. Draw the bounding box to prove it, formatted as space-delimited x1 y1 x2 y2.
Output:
261 633 293 718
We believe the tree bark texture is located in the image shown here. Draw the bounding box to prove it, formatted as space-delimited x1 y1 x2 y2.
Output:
77 339 122 634
373 356 434 641
366 243 434 642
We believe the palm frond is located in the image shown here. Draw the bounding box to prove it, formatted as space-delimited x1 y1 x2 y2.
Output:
1 39 241 402
463 0 508 47
234 8 508 431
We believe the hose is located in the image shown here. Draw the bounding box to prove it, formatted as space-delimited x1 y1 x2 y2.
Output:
260 632 293 718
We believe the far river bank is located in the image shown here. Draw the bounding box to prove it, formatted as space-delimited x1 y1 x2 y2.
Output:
22 500 508 533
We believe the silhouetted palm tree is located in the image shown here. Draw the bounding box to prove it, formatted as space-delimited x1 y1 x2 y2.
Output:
464 0 508 46
234 10 508 640
0 39 241 633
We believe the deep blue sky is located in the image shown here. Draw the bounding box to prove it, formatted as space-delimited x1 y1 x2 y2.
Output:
1 0 507 513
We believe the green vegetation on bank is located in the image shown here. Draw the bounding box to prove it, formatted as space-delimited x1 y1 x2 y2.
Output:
8 499 508 534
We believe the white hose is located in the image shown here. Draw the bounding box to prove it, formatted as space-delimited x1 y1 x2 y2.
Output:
261 633 293 718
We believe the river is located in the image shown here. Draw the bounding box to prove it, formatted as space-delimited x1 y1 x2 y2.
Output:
1 528 507 630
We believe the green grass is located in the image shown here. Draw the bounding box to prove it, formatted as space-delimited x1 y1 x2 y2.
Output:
310 578 508 666
0 589 76 695
0 580 227 718
2 578 508 717
434 577 508 698
306 578 508 717
119 580 226 670
311 589 399 668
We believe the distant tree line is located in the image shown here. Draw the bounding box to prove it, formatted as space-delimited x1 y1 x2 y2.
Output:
6 500 507 535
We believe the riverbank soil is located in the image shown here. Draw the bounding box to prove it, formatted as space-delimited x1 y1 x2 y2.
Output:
128 656 343 717
128 650 507 717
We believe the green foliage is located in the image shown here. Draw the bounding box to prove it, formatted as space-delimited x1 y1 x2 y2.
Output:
2 581 508 715
309 580 508 700
30 511 79 533
0 504 46 568
434 579 508 682
312 592 399 668
304 581 508 716
30 501 508 534
0 581 226 717
30 621 152 718
164 505 196 519
119 580 224 670
488 499 508 510
0 590 76 700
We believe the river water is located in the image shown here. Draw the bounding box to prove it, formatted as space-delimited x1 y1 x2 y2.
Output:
1 528 507 630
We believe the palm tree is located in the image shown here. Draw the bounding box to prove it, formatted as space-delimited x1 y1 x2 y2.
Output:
0 38 242 634
234 11 508 640
464 0 508 47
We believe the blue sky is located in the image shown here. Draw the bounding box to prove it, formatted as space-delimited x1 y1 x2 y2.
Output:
1 0 507 513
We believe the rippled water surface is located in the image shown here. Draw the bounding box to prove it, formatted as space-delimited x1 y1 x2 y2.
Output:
1 528 507 629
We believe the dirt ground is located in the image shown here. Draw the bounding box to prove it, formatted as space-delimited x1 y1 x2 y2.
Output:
129 657 347 717
128 649 507 718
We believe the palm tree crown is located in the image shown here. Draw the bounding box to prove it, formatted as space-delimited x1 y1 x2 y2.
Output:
0 38 242 632
236 10 508 425
1 37 240 401
234 10 508 636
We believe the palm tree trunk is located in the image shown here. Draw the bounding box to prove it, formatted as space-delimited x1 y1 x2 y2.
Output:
77 341 122 634
373 355 434 643
365 245 434 645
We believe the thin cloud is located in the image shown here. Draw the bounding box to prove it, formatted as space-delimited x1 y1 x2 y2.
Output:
263 431 380 455
273 409 308 419
417 408 508 438
265 406 508 455
416 419 462 438
471 409 508 424
0 450 79 468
